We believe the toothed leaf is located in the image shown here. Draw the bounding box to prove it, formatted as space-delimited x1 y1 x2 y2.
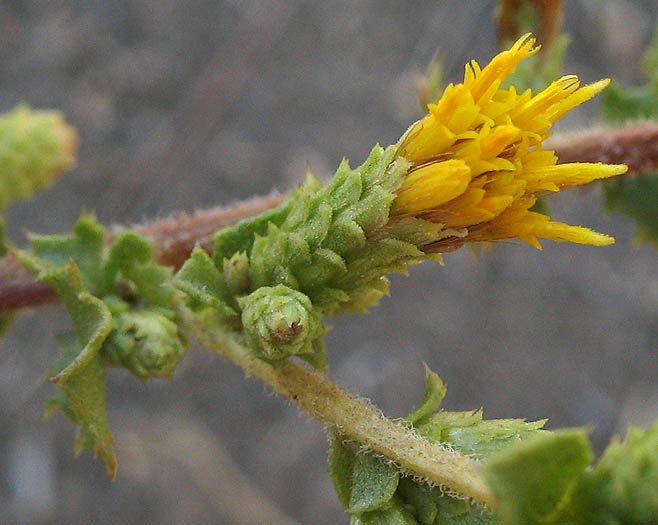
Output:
566 421 658 524
17 252 116 477
349 451 400 514
404 366 447 425
29 213 104 292
172 245 237 318
213 199 292 263
485 429 593 524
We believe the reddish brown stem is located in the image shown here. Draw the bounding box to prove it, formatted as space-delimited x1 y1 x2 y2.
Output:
0 194 285 313
544 124 658 173
1 123 657 314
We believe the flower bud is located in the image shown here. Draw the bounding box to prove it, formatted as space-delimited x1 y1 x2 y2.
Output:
239 285 324 361
104 308 186 381
0 105 77 210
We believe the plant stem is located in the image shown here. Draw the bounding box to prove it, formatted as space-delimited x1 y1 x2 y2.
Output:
1 122 656 314
178 305 496 508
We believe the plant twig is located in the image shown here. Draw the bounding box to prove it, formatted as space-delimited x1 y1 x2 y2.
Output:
544 123 658 172
0 194 285 312
1 123 656 314
178 306 496 508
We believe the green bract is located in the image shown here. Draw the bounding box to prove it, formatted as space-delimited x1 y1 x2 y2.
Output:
175 145 445 368
18 214 187 476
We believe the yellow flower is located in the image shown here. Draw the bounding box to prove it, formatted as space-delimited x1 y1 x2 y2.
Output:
391 34 627 250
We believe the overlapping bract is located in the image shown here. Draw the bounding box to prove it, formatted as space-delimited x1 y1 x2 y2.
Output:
392 34 627 249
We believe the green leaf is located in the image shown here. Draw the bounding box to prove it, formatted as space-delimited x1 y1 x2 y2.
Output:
329 439 404 520
17 252 116 477
298 335 329 374
441 416 548 458
103 232 176 307
29 213 104 293
484 429 593 524
348 451 400 514
213 198 292 264
397 477 437 524
354 496 418 525
404 364 447 425
19 215 191 476
600 82 658 124
172 245 237 318
567 420 658 524
328 438 357 508
604 173 658 244
600 23 658 124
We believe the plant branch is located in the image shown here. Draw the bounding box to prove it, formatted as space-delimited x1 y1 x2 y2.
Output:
178 305 496 508
544 123 658 172
1 123 656 314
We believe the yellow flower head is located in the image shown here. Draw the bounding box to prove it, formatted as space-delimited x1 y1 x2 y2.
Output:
391 34 627 250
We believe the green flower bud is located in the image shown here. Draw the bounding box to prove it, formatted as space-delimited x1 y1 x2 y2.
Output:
239 285 324 361
103 308 186 381
0 105 77 211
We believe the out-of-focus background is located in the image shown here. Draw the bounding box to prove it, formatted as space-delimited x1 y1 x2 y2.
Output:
1 1 657 523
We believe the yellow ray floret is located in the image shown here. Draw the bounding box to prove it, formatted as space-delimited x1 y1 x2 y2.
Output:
391 33 628 249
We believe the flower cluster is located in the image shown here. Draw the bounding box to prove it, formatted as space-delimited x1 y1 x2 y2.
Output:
391 34 627 250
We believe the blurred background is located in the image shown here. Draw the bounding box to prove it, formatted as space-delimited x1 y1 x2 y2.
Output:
1 1 658 523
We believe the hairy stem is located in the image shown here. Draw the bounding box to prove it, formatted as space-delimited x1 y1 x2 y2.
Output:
178 305 495 508
1 123 656 313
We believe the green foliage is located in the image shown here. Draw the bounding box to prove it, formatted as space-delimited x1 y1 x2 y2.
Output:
604 173 658 245
599 24 658 245
600 82 658 124
18 214 187 476
600 24 658 125
567 421 658 524
19 253 116 477
172 245 239 319
485 430 593 524
482 420 658 524
0 105 77 336
0 105 76 211
329 367 546 524
175 145 446 368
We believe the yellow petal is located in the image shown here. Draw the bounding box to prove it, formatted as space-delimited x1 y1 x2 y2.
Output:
393 159 471 214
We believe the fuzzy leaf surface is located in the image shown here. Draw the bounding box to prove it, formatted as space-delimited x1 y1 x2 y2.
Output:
17 252 116 477
484 429 593 524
